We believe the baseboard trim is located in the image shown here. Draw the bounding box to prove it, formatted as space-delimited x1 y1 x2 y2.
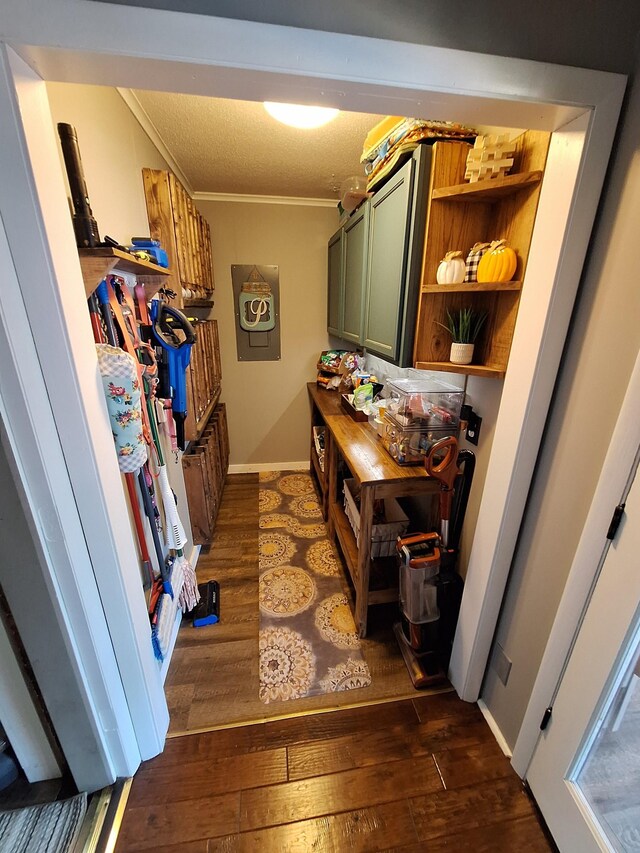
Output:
477 699 513 758
228 461 310 474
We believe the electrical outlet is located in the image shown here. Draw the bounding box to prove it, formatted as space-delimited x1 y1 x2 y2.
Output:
492 642 512 686
466 411 482 445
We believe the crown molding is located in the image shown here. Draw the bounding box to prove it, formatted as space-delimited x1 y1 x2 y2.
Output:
192 192 338 208
116 87 194 195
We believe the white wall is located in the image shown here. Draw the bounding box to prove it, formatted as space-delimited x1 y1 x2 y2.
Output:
199 199 338 467
481 55 640 748
46 82 168 244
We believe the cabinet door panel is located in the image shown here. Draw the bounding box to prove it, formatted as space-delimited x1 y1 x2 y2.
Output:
363 160 414 361
327 229 343 337
342 204 369 343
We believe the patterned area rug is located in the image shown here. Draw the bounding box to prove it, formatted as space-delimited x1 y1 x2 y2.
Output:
258 471 372 703
0 793 87 853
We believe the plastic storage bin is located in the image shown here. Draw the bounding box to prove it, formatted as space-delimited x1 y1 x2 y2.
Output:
343 478 409 557
382 415 455 466
384 377 464 429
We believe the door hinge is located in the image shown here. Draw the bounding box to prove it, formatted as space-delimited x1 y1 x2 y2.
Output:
540 706 552 731
606 503 626 541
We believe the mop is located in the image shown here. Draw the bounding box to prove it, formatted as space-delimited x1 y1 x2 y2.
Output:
151 555 185 660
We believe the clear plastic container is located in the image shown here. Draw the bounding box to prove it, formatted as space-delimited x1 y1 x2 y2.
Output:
382 416 455 466
384 377 464 430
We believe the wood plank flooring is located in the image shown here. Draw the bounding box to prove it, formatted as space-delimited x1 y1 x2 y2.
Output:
135 474 554 849
116 695 555 851
165 474 448 735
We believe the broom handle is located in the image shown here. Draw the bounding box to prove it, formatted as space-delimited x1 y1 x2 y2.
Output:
124 473 154 588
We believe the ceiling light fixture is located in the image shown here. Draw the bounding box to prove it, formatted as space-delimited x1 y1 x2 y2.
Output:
263 102 339 129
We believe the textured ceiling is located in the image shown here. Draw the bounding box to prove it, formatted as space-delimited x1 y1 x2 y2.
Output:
132 90 383 198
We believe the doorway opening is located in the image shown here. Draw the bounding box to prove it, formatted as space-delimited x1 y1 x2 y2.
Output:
0 18 624 789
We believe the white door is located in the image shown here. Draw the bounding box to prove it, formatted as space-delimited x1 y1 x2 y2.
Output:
527 450 640 851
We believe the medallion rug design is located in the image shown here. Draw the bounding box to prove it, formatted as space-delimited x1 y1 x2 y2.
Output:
258 470 372 703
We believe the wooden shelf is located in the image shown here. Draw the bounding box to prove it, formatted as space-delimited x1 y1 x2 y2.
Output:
183 298 214 308
413 133 550 378
414 360 506 379
422 281 522 294
330 500 399 602
190 386 221 444
79 247 171 297
331 501 359 589
432 170 543 203
310 444 325 490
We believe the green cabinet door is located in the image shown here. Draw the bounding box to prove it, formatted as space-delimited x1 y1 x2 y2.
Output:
363 158 414 361
327 228 343 337
341 203 369 344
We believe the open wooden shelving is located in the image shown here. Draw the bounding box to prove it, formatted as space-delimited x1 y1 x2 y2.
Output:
431 170 543 202
143 168 214 310
421 280 522 294
414 361 506 379
183 298 214 309
310 444 324 490
331 500 400 605
331 500 359 585
79 246 171 297
184 318 222 443
413 131 550 379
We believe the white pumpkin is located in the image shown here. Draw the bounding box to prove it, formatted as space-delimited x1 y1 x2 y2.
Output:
436 251 466 285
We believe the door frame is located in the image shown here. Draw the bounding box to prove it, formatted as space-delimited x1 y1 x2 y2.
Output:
513 346 640 777
0 2 626 761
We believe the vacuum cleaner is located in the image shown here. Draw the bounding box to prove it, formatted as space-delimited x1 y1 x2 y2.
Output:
394 436 476 688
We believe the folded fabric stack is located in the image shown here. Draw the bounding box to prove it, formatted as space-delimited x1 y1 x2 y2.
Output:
361 116 477 192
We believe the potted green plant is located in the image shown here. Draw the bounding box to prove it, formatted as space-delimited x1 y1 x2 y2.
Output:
437 307 487 365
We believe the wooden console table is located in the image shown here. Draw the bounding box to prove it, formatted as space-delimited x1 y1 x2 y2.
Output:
307 383 438 637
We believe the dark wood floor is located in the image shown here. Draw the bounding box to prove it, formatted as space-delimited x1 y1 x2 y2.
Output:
165 474 445 735
116 693 554 852
118 472 555 850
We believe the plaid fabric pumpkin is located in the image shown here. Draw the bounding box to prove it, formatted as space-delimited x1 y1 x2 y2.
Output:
465 243 491 282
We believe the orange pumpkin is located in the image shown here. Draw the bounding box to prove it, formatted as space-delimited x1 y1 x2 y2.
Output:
476 239 517 283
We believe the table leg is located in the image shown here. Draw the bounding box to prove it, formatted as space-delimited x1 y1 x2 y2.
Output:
356 485 373 638
327 431 337 538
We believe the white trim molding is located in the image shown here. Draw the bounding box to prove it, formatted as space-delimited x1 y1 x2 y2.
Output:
228 461 310 474
117 87 194 194
512 347 640 778
193 192 338 208
477 699 513 758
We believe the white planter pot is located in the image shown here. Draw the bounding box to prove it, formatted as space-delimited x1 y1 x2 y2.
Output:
450 342 474 365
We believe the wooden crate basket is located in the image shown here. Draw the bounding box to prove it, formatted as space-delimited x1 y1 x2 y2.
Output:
182 403 229 544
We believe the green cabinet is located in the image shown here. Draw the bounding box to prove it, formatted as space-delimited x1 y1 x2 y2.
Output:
327 145 431 366
327 228 343 337
327 204 369 343
363 158 414 361
342 203 369 344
